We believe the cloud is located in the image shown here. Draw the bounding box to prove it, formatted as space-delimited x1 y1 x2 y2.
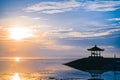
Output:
42 8 72 14
49 27 120 38
25 0 120 14
84 1 120 12
25 0 82 14
68 28 120 38
99 45 115 49
108 18 120 21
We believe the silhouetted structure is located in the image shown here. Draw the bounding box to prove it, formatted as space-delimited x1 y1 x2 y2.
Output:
88 45 104 57
64 45 120 80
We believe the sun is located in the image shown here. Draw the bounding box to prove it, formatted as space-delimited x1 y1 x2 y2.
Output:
8 27 34 40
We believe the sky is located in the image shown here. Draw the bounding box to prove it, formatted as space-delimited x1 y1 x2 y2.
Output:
0 0 120 58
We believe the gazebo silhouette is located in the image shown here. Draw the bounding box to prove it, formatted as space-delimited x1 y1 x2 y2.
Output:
64 45 120 80
88 45 104 57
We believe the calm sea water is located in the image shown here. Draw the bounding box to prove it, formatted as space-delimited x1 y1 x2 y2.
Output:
0 58 119 80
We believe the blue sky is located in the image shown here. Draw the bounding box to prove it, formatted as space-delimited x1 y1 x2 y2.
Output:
0 0 120 58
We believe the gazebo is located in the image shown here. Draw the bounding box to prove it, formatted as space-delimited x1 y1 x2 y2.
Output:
87 45 104 57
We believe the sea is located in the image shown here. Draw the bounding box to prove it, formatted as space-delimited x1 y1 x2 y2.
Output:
0 58 119 80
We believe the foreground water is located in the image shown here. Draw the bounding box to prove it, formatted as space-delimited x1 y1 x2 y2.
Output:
0 58 119 80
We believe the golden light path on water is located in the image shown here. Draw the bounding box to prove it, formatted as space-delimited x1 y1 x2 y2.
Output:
10 73 20 80
0 57 73 80
9 73 39 80
9 72 53 80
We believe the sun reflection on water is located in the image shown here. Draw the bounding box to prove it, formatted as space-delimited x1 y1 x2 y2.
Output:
9 72 44 80
15 57 20 62
10 73 20 80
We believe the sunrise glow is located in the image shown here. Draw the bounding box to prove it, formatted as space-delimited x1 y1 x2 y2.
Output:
8 27 34 40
